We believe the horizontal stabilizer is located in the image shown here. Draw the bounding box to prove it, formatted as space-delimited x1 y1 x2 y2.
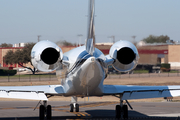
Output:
0 91 47 100
0 85 65 101
104 85 180 100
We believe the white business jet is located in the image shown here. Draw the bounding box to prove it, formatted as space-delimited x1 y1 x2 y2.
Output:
1 0 180 119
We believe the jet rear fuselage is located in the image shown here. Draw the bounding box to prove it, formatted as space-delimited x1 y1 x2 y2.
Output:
62 46 106 97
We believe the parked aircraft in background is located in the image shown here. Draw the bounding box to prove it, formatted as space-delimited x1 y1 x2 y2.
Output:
1 0 180 120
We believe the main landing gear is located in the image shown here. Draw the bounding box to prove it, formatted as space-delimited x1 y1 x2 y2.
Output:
39 101 52 120
70 96 79 112
115 95 133 119
115 100 128 119
39 96 80 120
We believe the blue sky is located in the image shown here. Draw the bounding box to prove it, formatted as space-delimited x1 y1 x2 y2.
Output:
0 0 180 45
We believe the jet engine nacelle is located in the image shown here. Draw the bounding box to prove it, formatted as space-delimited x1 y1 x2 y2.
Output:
109 40 139 72
31 40 63 72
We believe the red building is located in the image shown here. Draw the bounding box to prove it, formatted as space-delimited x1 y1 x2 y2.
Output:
0 47 23 68
1 43 180 70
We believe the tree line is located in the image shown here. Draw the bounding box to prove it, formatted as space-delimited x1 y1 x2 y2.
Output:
1 35 171 74
0 43 13 47
142 35 170 43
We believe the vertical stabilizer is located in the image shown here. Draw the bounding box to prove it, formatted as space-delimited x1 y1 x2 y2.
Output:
86 0 95 55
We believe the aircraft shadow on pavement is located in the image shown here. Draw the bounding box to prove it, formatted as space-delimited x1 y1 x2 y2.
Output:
0 110 178 120
85 109 148 118
85 109 178 119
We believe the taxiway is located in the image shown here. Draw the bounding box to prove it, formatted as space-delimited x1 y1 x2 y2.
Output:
0 101 180 120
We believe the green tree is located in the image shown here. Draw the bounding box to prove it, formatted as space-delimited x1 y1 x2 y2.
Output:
4 43 36 74
142 35 170 43
0 43 13 47
56 40 76 46
3 50 14 64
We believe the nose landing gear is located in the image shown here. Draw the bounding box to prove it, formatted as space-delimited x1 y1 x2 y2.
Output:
70 103 79 112
70 96 79 112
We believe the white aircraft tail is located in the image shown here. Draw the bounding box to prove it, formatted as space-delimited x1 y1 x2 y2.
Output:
86 0 95 55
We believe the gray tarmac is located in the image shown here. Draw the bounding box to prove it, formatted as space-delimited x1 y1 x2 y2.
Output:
0 101 180 120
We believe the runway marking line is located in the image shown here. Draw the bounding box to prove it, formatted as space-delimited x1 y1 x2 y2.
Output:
77 101 118 108
73 112 91 117
0 107 34 110
0 102 118 111
53 109 69 113
53 108 91 117
1 107 16 110
51 102 118 109
133 104 180 108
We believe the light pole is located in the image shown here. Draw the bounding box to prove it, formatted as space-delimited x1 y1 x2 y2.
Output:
38 35 41 42
132 35 136 43
108 36 115 43
77 34 83 46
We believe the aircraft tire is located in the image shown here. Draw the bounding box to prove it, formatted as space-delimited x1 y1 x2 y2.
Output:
39 105 45 120
123 105 128 119
70 104 74 112
115 105 121 119
75 104 79 112
46 105 52 120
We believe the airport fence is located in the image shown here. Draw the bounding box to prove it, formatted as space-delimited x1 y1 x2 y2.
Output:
0 73 57 82
1 70 180 82
108 70 180 79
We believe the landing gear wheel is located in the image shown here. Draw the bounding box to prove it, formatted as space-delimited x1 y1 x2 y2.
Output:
46 105 52 120
70 104 74 112
39 105 45 120
123 105 128 119
75 104 79 112
115 105 121 119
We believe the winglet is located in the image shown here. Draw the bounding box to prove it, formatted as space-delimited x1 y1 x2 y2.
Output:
86 0 95 55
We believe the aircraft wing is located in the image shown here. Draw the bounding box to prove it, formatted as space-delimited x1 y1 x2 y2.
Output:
103 85 180 100
0 85 64 101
